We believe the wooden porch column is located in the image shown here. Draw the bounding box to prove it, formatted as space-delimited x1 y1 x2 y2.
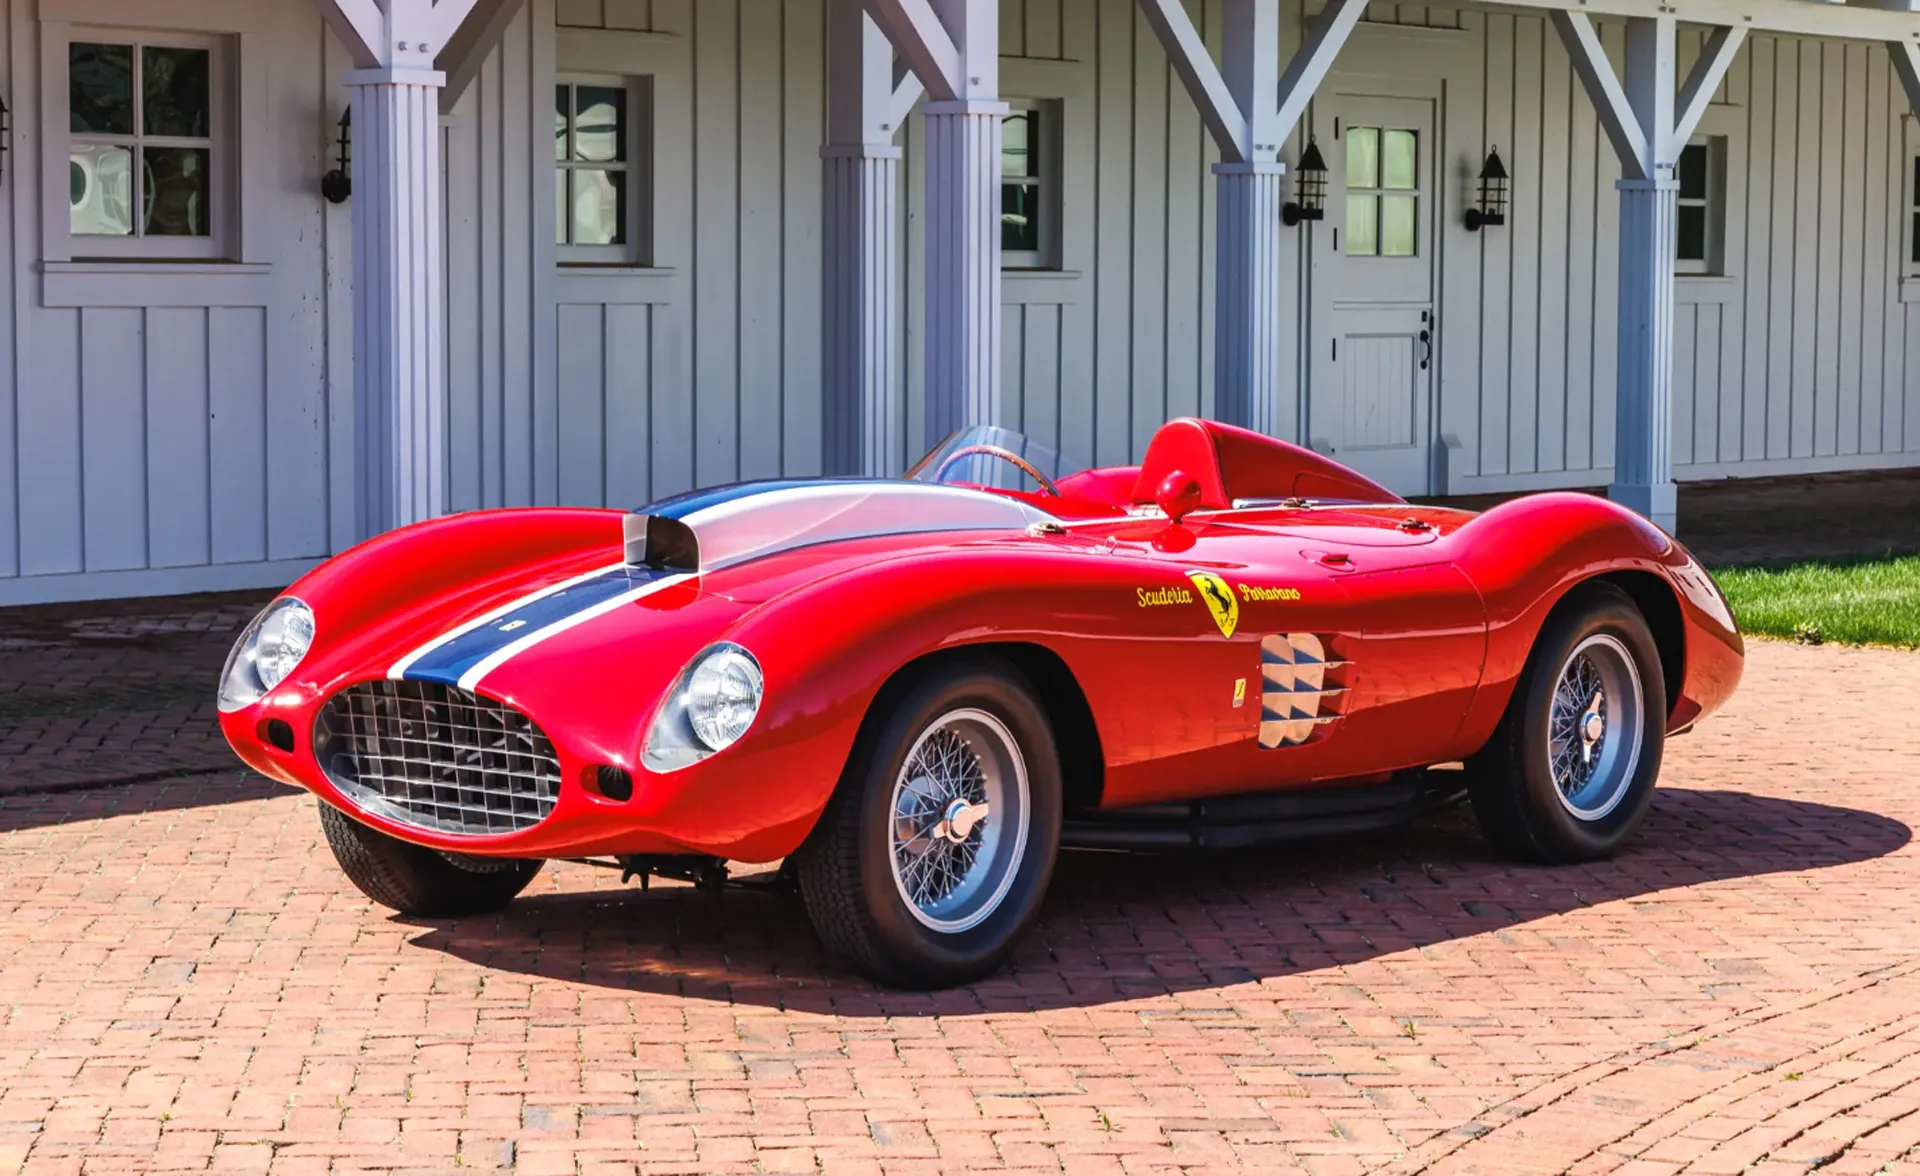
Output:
822 0 918 474
1137 0 1366 435
1555 11 1742 532
865 0 1003 447
312 0 501 535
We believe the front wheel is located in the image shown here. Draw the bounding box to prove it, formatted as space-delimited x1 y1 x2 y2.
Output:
1467 582 1668 863
319 803 543 916
792 661 1062 988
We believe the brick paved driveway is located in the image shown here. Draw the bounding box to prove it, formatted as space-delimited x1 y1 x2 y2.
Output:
1 639 1917 1175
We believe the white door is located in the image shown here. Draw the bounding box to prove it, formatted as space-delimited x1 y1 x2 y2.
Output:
1310 93 1439 497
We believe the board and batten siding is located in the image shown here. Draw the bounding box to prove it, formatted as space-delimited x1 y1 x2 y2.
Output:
0 0 335 605
7 0 1920 606
495 0 829 508
1456 15 1920 492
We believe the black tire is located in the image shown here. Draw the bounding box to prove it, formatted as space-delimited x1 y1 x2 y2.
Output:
318 802 543 916
792 659 1062 989
1467 582 1668 864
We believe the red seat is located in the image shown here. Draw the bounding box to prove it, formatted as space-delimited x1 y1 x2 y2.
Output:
1129 418 1403 509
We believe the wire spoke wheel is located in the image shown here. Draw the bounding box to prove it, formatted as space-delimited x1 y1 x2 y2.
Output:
888 708 1031 933
1547 633 1645 821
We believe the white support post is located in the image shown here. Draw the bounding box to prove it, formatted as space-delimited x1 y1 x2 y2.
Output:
1612 16 1679 530
311 0 485 535
1557 11 1743 534
347 68 447 535
866 0 1003 447
1138 0 1365 435
823 0 905 475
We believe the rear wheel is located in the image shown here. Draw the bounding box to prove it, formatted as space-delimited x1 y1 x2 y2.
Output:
1467 582 1668 863
318 803 543 916
793 661 1062 988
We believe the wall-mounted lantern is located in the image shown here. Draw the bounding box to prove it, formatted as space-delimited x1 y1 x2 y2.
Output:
322 109 352 204
1464 146 1508 231
1282 138 1328 227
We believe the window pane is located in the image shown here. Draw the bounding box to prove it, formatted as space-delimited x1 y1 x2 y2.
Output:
1002 182 1040 253
1381 194 1416 257
1913 210 1920 266
1676 205 1707 262
573 86 625 163
143 147 211 236
1346 127 1379 190
71 144 135 236
1002 111 1034 179
1345 194 1377 256
70 43 134 135
556 85 570 162
572 167 626 245
143 46 210 137
1382 130 1417 190
556 169 569 244
1913 156 1920 212
1679 143 1708 200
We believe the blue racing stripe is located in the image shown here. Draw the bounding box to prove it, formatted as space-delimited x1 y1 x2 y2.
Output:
644 478 882 520
402 567 669 687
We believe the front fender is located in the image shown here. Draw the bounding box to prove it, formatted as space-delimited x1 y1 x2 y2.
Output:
1442 493 1743 751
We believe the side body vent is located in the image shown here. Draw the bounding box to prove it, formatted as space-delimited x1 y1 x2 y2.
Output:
1259 632 1352 748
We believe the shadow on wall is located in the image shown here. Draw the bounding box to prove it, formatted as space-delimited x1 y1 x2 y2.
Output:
399 787 1909 1015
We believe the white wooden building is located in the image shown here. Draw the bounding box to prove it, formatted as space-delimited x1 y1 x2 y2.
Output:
3 0 1919 604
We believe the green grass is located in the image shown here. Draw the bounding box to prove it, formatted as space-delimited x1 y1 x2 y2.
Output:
1713 552 1920 649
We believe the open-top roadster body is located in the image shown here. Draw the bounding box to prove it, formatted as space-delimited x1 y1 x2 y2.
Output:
220 418 1743 987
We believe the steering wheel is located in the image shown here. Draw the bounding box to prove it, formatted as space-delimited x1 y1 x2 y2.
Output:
933 444 1061 496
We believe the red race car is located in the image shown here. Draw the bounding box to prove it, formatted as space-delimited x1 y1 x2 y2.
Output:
220 418 1743 988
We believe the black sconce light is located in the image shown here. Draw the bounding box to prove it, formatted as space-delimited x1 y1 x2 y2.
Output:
1465 146 1508 231
322 108 352 204
0 96 11 186
1281 137 1328 226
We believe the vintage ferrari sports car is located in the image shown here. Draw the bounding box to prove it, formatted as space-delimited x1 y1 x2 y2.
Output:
220 418 1743 988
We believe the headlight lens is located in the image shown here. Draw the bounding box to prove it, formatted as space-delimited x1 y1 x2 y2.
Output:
218 598 315 712
686 646 765 750
643 643 764 771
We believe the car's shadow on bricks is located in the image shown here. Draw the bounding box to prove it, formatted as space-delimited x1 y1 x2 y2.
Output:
401 785 1910 1014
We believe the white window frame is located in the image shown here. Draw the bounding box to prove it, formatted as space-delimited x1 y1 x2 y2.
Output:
53 28 235 262
555 73 652 266
1001 98 1061 271
1675 135 1726 277
1907 150 1920 279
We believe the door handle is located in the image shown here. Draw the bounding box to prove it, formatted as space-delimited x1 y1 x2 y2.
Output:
1418 328 1432 371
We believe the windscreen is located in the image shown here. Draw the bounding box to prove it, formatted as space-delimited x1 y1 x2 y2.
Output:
904 426 1088 494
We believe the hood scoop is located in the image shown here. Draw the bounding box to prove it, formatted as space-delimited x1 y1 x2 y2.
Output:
623 512 699 571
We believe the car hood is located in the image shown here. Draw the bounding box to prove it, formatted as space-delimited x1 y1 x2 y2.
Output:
281 480 1054 716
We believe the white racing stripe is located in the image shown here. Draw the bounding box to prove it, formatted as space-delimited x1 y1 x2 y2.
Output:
454 573 694 692
387 561 626 680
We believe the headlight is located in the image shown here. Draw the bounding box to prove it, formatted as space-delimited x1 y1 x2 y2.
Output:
644 643 764 771
686 647 764 749
218 598 315 712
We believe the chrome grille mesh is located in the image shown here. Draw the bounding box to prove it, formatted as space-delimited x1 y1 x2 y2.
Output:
315 680 561 836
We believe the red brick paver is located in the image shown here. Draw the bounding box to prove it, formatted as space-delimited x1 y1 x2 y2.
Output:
0 593 262 795
0 639 1916 1174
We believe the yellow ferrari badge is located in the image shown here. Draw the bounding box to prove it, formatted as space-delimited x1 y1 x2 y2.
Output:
1233 677 1247 708
1187 570 1239 639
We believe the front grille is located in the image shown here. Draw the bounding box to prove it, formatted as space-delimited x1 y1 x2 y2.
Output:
314 680 562 836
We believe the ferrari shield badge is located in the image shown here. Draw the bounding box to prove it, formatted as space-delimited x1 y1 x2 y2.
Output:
1187 571 1239 638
